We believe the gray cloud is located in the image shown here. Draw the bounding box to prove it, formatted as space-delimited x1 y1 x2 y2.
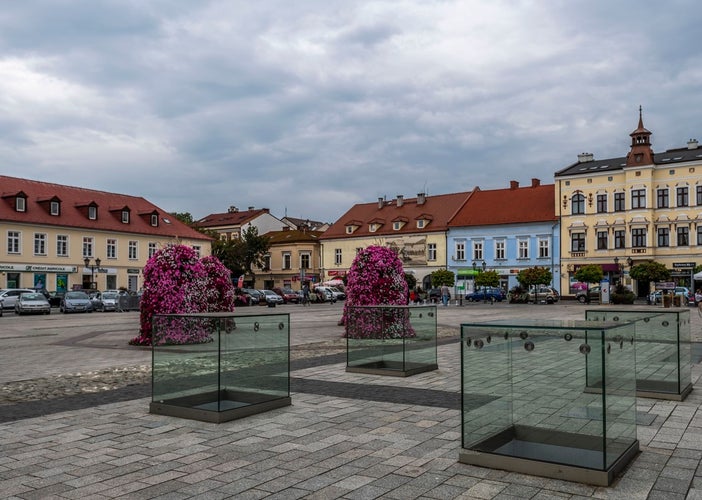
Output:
0 1 700 223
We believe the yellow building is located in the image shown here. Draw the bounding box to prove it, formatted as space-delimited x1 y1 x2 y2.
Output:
555 110 701 298
0 175 211 292
319 192 471 290
261 228 324 290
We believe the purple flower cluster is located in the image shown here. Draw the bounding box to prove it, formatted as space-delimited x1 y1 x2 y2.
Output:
130 245 236 346
341 245 414 339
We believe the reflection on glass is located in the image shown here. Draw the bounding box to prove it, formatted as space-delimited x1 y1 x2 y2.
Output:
346 305 437 376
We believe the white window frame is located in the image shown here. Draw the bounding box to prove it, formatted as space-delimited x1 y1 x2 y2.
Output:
455 241 465 261
417 220 425 229
494 240 505 260
82 237 94 258
107 238 117 259
50 201 60 216
192 245 201 258
128 241 138 260
16 197 26 212
8 231 21 254
518 238 529 259
56 235 68 257
300 252 311 269
150 214 158 226
334 249 342 266
148 242 157 258
538 237 550 258
472 241 483 261
88 206 97 220
34 233 47 256
427 243 436 261
121 210 130 224
283 252 292 269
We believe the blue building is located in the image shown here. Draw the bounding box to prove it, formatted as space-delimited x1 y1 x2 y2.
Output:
447 179 560 296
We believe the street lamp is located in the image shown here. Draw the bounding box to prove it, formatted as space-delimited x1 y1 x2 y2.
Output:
614 256 622 285
481 260 487 302
84 257 101 290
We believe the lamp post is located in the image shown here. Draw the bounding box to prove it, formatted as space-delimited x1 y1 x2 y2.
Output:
84 257 101 290
614 256 622 285
481 260 487 303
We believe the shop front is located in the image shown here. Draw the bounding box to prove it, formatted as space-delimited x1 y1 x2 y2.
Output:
0 263 78 291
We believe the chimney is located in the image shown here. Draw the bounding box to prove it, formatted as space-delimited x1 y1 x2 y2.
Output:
228 205 238 213
688 139 699 150
248 206 255 211
531 178 540 187
417 192 426 205
378 197 384 209
578 152 594 163
509 180 519 190
396 195 404 207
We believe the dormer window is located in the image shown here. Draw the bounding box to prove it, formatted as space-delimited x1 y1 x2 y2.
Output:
393 221 402 230
121 210 130 223
417 220 425 229
346 226 354 234
151 214 158 226
88 205 97 220
16 196 26 212
345 220 361 234
369 223 379 232
50 201 60 216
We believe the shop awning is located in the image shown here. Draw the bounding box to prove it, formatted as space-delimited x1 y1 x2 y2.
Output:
456 269 480 277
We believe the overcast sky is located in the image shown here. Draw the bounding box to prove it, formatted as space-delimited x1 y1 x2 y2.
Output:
1 1 700 223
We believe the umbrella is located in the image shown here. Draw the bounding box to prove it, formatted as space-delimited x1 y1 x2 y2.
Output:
694 271 702 280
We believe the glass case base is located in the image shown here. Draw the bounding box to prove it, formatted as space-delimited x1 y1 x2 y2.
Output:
346 361 438 377
584 381 693 401
150 390 291 423
459 425 639 486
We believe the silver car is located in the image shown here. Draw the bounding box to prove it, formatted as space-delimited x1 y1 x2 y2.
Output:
0 288 36 310
60 291 94 313
15 292 51 315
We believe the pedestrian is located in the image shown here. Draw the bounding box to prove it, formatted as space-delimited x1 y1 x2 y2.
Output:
302 283 310 306
441 284 450 306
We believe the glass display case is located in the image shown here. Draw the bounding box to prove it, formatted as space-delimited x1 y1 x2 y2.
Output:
585 308 691 400
346 305 437 376
460 319 638 486
150 312 290 423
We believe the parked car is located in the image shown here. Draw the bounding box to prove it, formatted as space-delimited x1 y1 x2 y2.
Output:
428 288 442 303
60 291 94 313
328 287 346 301
14 292 51 315
466 287 504 302
98 291 120 311
272 287 300 304
242 288 264 305
315 286 342 302
261 289 284 306
0 288 36 310
47 291 65 307
576 286 601 303
529 286 560 304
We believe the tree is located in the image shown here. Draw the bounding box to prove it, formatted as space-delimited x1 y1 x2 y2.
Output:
430 269 455 288
211 226 271 284
516 266 553 304
629 261 671 298
170 212 195 225
475 270 499 289
574 264 604 304
404 272 417 292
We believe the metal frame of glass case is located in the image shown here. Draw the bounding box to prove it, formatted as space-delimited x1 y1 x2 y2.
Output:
150 312 291 423
585 308 692 401
460 319 639 486
345 305 438 376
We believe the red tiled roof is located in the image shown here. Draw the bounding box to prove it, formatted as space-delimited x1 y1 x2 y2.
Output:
0 175 211 240
196 209 270 228
320 191 472 239
266 229 323 244
448 184 556 226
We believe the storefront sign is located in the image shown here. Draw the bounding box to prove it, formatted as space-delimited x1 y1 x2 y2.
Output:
673 262 696 269
654 281 676 290
0 263 78 273
127 268 141 274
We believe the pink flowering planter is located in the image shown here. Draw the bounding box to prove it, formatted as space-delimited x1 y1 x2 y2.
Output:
150 312 291 423
345 305 438 377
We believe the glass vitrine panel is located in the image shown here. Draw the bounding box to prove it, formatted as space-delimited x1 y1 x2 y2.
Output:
346 305 437 376
151 312 290 422
460 319 638 486
585 308 691 400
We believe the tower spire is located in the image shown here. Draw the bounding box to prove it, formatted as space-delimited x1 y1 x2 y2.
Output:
626 106 654 166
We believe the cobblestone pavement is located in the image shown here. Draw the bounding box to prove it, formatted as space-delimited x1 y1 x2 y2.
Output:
2 302 702 499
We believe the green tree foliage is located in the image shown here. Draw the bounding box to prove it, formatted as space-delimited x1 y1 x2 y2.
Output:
211 226 271 281
475 270 499 289
574 264 604 285
629 261 671 283
430 269 455 287
516 267 553 288
170 212 194 225
404 272 417 291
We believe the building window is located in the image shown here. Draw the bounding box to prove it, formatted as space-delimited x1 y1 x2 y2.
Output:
571 233 585 252
284 252 292 269
150 214 158 226
631 189 646 209
538 238 550 258
334 249 342 266
192 245 201 258
107 239 117 259
632 228 646 248
571 193 585 214
614 192 625 212
417 220 425 229
50 201 60 216
455 241 466 261
596 231 608 250
614 230 625 249
300 253 310 269
393 221 403 230
345 226 354 234
148 242 157 258
33 233 47 255
16 197 26 212
427 243 436 261
495 240 505 260
121 210 130 224
88 206 97 220
56 235 68 257
263 254 271 270
697 185 702 206
677 227 689 246
658 228 669 247
677 186 689 207
128 241 138 260
657 188 669 208
698 226 702 245
471 241 481 261
596 194 607 213
82 237 94 258
7 231 20 254
518 239 529 259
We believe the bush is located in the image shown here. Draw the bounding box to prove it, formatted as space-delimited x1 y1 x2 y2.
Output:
610 284 636 304
508 285 529 303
